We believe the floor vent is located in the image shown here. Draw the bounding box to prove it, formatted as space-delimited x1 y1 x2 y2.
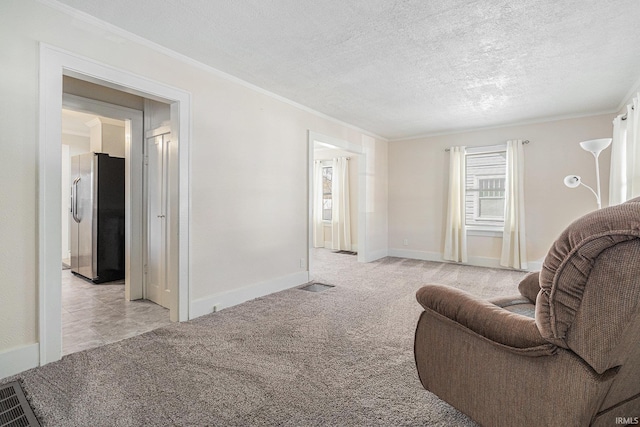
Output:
333 250 357 256
300 283 335 293
0 382 40 427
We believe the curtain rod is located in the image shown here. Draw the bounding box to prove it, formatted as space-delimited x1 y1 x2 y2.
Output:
621 105 634 121
445 140 529 152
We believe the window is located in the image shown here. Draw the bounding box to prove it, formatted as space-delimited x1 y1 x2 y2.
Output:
322 166 332 221
465 150 507 230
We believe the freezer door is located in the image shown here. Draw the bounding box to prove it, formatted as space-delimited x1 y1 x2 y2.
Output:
76 153 97 280
70 155 80 273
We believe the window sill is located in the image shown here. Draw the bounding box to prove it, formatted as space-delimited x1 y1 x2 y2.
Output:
466 227 503 237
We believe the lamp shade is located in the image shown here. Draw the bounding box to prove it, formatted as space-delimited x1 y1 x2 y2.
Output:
564 175 581 188
579 138 612 155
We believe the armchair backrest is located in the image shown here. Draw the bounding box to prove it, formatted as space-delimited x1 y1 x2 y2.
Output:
535 199 640 374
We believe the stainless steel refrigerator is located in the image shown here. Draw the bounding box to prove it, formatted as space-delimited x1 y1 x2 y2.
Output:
70 152 125 283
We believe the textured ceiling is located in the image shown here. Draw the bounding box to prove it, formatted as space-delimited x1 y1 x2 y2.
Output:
52 0 640 139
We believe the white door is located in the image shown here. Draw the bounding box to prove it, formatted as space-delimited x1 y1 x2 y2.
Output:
145 133 171 308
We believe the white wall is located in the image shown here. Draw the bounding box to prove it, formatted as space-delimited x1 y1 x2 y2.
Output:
64 134 91 157
388 114 616 267
0 0 388 359
364 135 389 260
100 122 126 158
88 119 125 157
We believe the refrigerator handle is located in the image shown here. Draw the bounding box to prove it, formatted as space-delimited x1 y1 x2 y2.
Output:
72 177 81 223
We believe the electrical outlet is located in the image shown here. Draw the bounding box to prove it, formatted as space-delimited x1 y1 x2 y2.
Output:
299 258 305 269
403 239 409 246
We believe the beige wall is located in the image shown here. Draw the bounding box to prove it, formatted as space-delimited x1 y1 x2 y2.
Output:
64 76 145 111
62 134 91 156
0 0 388 355
388 114 616 266
89 120 125 157
100 122 126 158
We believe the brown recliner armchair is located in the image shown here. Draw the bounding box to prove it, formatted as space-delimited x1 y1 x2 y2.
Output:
414 198 640 426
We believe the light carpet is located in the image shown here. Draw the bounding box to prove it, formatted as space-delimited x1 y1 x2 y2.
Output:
6 250 528 426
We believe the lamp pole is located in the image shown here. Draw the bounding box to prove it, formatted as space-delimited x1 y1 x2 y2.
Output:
592 151 602 209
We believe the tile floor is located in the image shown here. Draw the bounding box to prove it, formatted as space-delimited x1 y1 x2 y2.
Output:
62 268 172 356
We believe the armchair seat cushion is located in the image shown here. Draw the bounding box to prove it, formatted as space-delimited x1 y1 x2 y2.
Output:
489 295 535 318
416 285 554 354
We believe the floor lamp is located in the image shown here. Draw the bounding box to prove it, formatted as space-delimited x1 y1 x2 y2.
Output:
563 138 612 209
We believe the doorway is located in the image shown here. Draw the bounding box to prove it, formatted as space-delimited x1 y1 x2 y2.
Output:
307 131 367 278
39 45 191 365
60 103 173 355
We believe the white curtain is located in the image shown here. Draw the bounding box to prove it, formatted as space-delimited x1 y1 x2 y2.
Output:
312 160 325 248
500 140 527 269
331 157 351 251
609 93 640 205
443 146 467 263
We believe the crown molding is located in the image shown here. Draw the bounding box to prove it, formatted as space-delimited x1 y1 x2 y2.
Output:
616 74 640 112
390 109 619 142
36 0 387 142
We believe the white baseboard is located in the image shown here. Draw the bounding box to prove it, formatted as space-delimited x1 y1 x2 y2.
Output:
388 248 442 262
527 260 544 271
190 271 310 319
388 248 543 272
0 343 39 379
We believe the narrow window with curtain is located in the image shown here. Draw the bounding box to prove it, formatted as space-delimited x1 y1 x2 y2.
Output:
322 165 333 221
331 157 351 251
312 160 326 248
444 140 527 269
465 148 507 232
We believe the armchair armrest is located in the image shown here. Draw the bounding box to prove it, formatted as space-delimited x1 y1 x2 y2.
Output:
416 284 553 352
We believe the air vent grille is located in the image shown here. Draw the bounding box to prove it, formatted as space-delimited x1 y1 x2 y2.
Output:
300 283 335 292
0 382 40 427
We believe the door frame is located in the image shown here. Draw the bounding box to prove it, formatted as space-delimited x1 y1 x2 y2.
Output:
39 44 191 365
307 131 367 276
